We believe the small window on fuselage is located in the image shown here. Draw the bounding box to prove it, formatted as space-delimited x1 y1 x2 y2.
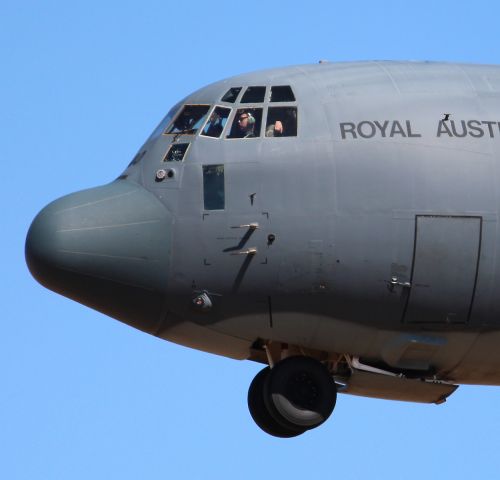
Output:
166 105 210 134
203 165 225 210
163 143 190 162
270 85 295 102
221 87 242 103
200 107 231 138
241 86 266 103
227 108 263 139
265 107 297 137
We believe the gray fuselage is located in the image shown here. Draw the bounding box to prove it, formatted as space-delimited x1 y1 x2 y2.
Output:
26 61 500 389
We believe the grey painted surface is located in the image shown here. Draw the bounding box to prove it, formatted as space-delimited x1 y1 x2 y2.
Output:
26 61 500 390
404 216 481 324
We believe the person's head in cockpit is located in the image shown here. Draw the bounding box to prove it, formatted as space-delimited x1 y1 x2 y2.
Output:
235 111 255 138
173 109 194 132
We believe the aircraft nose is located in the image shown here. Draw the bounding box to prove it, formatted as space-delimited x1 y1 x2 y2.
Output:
25 181 172 333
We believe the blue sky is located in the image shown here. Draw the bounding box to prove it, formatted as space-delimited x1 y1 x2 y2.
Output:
3 1 500 478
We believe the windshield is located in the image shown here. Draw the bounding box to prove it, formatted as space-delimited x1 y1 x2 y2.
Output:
166 105 210 134
201 106 231 138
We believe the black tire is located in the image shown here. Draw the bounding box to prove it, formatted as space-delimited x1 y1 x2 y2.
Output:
264 356 337 430
247 367 306 438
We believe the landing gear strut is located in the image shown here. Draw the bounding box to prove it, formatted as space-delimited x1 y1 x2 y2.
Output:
247 356 337 437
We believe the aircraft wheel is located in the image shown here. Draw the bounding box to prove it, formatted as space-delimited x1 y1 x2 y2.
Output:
264 356 337 431
247 367 305 438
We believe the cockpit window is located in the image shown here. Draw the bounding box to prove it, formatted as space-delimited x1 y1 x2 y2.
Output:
270 85 295 102
166 105 210 134
241 86 266 103
200 106 231 138
163 143 190 162
148 101 183 141
265 107 297 137
227 108 263 139
221 87 242 103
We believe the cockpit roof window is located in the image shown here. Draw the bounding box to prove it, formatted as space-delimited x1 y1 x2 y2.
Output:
165 105 210 135
270 85 296 102
221 87 242 103
241 86 266 103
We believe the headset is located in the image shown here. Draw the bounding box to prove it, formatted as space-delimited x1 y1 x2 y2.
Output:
239 111 255 125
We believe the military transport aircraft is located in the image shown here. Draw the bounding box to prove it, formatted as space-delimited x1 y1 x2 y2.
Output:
26 61 500 437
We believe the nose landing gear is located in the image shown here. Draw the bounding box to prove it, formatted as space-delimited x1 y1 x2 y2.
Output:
247 356 337 437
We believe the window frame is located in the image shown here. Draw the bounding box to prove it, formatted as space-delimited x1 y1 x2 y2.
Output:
199 105 232 139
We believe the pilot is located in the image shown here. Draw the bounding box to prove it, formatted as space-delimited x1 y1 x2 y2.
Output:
204 112 224 137
233 111 256 138
266 120 284 137
172 110 193 133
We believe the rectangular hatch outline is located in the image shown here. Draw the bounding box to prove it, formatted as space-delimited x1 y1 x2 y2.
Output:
402 214 483 324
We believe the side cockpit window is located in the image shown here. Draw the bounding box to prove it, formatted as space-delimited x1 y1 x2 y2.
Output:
221 87 242 103
166 105 210 134
266 107 297 137
241 86 266 103
227 108 263 139
201 107 231 138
